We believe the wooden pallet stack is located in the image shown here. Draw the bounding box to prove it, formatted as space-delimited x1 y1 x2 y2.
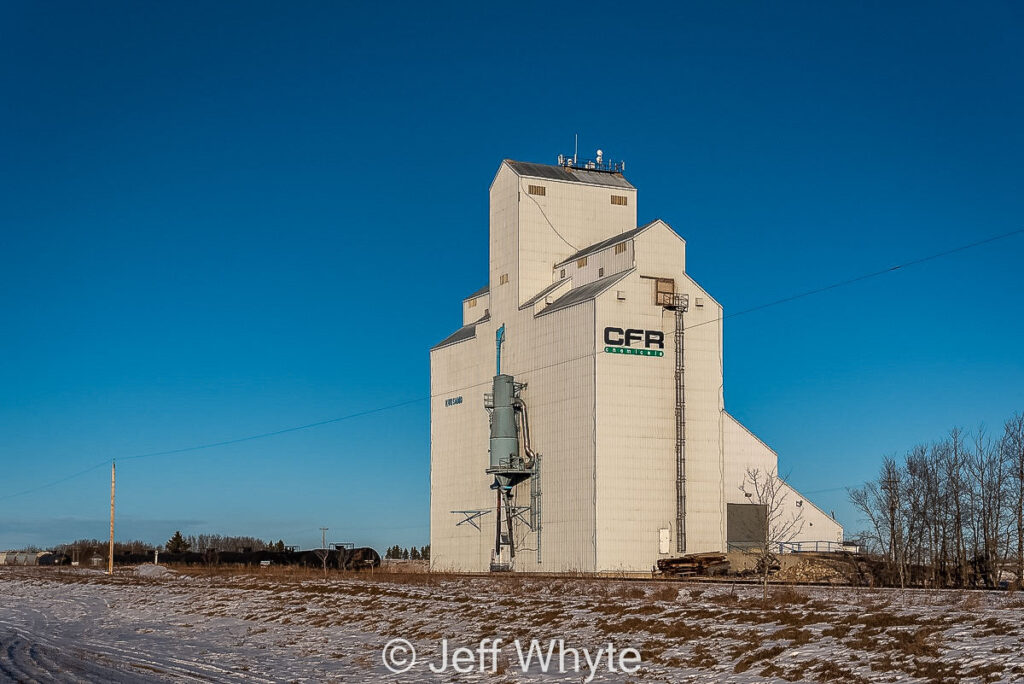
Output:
657 553 730 577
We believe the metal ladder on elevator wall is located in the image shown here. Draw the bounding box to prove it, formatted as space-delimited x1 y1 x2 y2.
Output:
670 293 690 553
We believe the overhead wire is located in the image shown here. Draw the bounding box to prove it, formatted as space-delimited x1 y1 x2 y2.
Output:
681 227 1024 332
0 399 428 503
519 179 578 251
3 227 1020 503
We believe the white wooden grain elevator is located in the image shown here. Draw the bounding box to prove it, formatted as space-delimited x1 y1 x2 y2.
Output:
430 155 842 573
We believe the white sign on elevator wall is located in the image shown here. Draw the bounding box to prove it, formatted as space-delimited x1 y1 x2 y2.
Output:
659 528 670 554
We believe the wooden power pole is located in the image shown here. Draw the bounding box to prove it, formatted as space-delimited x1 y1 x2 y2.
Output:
108 460 116 575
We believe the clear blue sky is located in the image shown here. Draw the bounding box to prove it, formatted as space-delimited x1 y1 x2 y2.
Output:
1 2 1022 551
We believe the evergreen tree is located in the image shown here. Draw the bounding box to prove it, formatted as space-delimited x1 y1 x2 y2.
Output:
410 547 421 560
166 531 190 553
421 545 430 561
402 547 410 560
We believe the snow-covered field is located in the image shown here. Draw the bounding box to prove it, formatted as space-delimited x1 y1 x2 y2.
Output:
2 565 1023 682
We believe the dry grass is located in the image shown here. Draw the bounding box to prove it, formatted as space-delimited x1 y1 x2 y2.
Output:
8 567 1024 683
733 644 787 673
974 617 1016 636
648 585 680 602
891 626 942 658
773 625 814 645
684 643 718 669
705 591 739 606
961 591 983 610
609 583 645 600
812 659 870 683
770 586 811 605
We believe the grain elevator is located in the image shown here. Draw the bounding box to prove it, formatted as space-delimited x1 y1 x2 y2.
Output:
430 155 842 573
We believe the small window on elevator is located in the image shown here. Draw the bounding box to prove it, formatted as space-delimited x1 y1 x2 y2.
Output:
655 278 675 306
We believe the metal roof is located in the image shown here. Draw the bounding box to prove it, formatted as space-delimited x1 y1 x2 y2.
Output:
555 221 658 267
464 284 489 300
504 160 635 190
431 313 490 351
537 269 634 317
519 279 570 309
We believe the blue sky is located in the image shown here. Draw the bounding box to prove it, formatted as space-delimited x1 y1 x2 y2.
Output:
1 2 1022 551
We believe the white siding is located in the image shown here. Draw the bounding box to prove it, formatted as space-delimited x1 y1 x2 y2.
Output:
430 299 599 572
594 271 675 572
513 167 636 309
722 413 843 548
560 240 635 288
431 161 842 574
430 328 494 572
462 292 489 326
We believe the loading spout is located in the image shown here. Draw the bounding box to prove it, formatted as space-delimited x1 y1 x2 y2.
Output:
513 397 538 467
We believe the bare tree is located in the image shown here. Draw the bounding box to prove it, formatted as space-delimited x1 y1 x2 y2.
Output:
1003 413 1024 588
943 429 970 586
850 481 887 579
740 467 805 599
966 427 1009 587
904 445 934 584
850 456 914 588
849 414 1023 588
881 457 910 588
315 527 330 579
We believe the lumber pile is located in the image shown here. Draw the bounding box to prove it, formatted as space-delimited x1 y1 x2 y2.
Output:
658 553 730 577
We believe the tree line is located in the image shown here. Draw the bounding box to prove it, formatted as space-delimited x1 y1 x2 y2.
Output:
384 545 429 560
850 412 1024 588
163 532 288 554
53 533 291 559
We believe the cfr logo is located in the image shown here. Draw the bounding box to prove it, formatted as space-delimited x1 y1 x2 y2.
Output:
603 327 665 357
603 327 664 349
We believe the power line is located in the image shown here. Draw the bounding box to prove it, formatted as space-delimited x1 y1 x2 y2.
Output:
799 484 865 495
0 459 111 502
682 227 1024 331
0 398 428 503
3 227 1018 503
119 397 427 462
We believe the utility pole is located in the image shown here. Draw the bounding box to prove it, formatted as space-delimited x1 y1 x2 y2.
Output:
320 527 329 578
108 460 116 576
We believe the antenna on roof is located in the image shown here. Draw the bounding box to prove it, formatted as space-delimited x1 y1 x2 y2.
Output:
557 140 626 172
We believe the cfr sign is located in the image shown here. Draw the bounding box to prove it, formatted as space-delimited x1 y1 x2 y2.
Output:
603 327 664 349
603 327 665 357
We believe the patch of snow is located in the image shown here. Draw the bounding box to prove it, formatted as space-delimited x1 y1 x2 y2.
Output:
135 563 177 578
